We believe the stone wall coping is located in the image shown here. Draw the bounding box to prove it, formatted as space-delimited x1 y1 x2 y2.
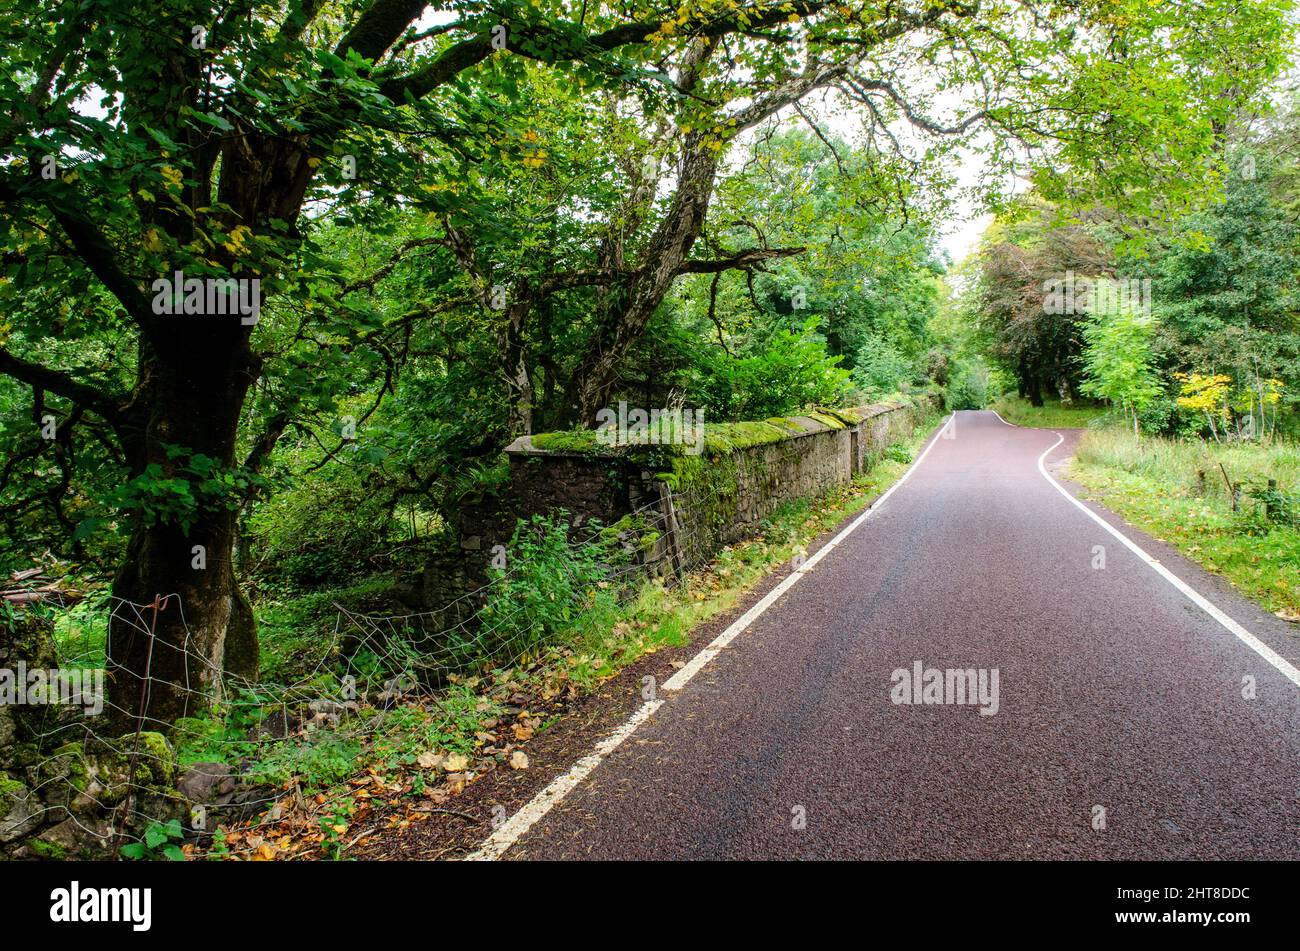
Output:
506 400 913 459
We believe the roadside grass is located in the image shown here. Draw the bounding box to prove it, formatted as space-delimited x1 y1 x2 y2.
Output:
1070 428 1300 617
188 409 944 858
991 394 1112 429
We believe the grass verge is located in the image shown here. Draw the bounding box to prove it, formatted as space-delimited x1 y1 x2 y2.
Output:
1069 428 1300 618
991 395 1111 429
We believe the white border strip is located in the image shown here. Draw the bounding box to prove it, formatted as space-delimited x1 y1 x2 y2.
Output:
1035 432 1300 689
663 413 953 691
466 699 663 861
466 413 955 860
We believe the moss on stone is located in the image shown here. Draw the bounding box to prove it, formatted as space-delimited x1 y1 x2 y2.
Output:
53 743 90 792
528 430 606 454
91 732 176 804
804 411 849 430
523 403 909 461
121 731 175 786
28 838 66 860
0 776 26 818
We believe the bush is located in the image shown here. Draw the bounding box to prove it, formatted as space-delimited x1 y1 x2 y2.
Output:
246 467 402 586
944 360 991 410
852 335 913 400
692 319 852 419
473 513 631 665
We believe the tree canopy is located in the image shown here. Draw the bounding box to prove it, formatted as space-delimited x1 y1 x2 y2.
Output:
1 0 1293 723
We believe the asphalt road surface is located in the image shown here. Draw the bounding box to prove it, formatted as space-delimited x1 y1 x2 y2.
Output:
494 411 1300 860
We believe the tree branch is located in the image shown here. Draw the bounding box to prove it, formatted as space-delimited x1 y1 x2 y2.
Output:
382 2 841 102
0 346 124 425
676 246 805 273
335 0 431 62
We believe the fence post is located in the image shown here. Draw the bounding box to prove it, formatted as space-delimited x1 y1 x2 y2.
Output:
656 482 686 581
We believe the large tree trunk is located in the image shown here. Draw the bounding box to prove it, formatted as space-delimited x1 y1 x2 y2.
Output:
1026 374 1044 407
567 137 721 425
107 331 258 729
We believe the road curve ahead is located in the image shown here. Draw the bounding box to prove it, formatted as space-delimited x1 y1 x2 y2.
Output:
498 411 1300 860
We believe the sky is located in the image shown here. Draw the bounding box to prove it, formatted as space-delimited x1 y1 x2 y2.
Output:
939 208 993 266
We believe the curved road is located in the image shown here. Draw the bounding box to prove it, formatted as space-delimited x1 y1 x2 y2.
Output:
487 411 1300 860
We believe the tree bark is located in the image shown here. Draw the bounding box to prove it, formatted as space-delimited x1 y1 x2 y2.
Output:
106 328 258 729
568 136 722 424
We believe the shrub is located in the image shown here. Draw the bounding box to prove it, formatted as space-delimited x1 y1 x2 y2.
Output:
473 513 631 666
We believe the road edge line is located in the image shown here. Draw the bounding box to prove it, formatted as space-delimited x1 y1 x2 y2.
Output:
663 411 953 691
1034 433 1300 689
465 699 664 861
465 412 955 860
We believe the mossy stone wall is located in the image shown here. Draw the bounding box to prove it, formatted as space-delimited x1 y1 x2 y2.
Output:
505 399 932 574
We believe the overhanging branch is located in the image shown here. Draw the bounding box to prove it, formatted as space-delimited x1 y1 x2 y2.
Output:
676 246 805 273
0 346 125 426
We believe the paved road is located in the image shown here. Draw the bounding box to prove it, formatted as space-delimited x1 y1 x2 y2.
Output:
500 411 1300 859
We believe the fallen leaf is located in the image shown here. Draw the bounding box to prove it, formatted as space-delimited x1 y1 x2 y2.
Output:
416 751 443 769
443 753 469 771
509 751 529 770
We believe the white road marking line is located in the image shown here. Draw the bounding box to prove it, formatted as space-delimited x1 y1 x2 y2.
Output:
466 413 955 860
466 699 663 861
663 412 952 691
1034 432 1300 689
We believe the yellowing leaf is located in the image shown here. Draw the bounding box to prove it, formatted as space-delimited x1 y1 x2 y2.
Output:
443 753 469 772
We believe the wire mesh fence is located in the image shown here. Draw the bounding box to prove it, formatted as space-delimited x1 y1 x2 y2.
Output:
2 485 727 860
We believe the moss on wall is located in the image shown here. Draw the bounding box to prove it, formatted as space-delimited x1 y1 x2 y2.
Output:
513 400 922 573
527 413 844 460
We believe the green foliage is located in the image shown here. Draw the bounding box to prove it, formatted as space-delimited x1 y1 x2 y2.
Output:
1079 310 1163 430
246 464 406 587
247 732 362 792
883 443 914 465
121 819 185 861
687 317 853 420
944 359 993 410
1244 481 1300 529
106 448 266 534
475 513 631 664
374 686 502 766
852 336 914 400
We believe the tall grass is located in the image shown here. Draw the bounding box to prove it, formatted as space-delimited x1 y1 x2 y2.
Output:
990 395 1112 430
1075 429 1300 511
1071 428 1300 615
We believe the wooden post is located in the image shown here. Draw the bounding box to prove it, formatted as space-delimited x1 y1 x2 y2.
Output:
657 482 686 581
